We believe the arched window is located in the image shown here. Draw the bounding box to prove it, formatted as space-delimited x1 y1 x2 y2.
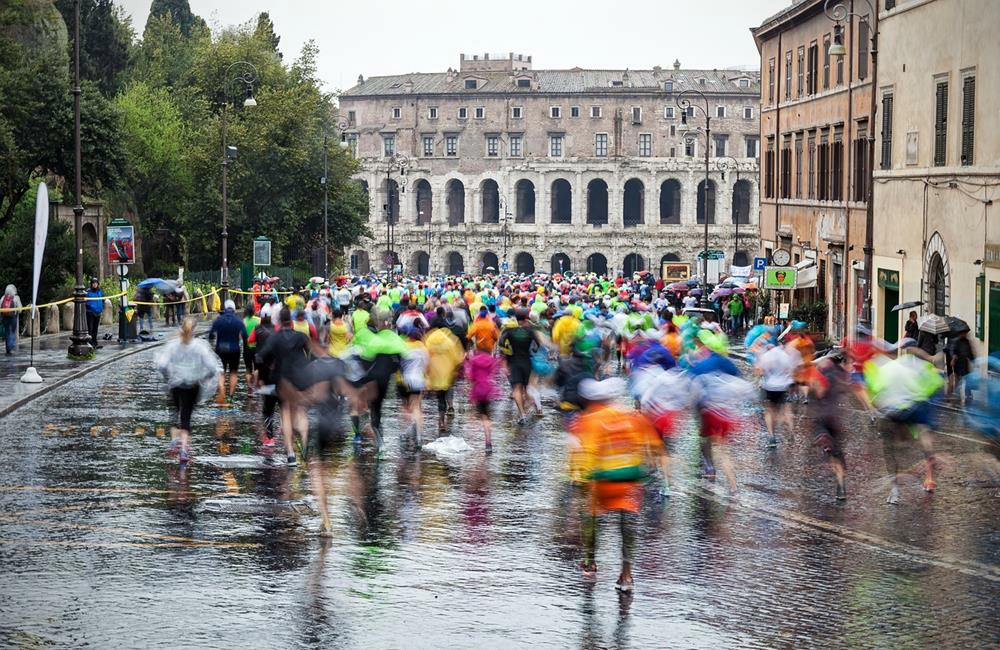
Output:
515 252 535 274
733 250 750 267
697 179 716 224
586 253 608 276
413 251 430 276
384 178 400 224
447 251 465 275
661 253 680 263
350 250 370 275
415 179 432 224
732 179 751 225
481 179 500 223
623 253 644 276
481 251 499 274
659 179 681 224
551 253 571 274
623 178 644 227
928 253 946 316
515 179 535 224
550 179 572 224
446 179 465 225
587 179 608 225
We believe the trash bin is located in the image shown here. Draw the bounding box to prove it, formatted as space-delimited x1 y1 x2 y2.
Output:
119 305 138 342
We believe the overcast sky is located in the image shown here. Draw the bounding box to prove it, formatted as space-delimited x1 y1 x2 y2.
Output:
117 0 790 92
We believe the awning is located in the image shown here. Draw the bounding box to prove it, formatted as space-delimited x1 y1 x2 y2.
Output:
795 259 817 289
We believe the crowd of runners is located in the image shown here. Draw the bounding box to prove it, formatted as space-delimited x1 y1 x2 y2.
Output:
153 271 999 592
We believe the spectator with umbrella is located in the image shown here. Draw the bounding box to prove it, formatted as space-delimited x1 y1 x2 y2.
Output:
948 317 975 405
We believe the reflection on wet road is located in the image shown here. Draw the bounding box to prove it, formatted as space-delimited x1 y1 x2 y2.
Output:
0 347 997 648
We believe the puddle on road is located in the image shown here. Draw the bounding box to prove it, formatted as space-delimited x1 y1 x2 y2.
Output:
0 350 997 647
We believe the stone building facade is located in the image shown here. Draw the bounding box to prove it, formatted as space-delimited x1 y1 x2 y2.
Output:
870 0 1000 353
752 0 876 339
339 54 760 278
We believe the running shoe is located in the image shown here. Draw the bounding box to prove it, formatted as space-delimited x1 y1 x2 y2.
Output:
446 406 455 416
835 482 847 501
767 436 779 448
922 479 936 493
658 480 671 497
352 433 362 445
166 440 180 457
178 448 190 465
886 484 900 505
580 562 598 579
262 436 275 448
615 579 634 593
286 454 297 467
702 466 717 480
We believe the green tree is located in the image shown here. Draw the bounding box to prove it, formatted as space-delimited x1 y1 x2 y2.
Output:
0 0 125 228
54 0 134 97
0 181 77 305
146 0 206 39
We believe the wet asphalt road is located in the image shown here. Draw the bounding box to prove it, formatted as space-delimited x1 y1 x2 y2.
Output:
0 346 998 648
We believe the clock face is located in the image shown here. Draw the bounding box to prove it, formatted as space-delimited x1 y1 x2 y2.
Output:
772 249 791 266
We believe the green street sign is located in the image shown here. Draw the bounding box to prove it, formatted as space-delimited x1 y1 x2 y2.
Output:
697 249 725 260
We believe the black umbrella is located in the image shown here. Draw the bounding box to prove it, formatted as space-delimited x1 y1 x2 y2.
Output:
891 300 923 313
946 316 970 335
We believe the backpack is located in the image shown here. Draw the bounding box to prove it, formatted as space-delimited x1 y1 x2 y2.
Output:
1 294 12 310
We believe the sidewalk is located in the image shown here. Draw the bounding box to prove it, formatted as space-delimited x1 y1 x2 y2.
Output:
0 318 212 417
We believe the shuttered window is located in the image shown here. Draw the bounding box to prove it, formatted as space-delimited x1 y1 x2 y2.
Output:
858 18 869 81
961 76 975 166
934 81 948 166
880 93 893 169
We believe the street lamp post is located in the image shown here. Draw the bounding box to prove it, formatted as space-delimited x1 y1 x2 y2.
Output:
825 0 877 327
677 89 712 305
381 153 410 278
68 0 92 358
322 119 351 280
219 61 258 304
720 154 743 267
499 196 511 273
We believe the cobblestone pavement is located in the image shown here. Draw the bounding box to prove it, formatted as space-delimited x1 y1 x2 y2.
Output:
0 345 997 648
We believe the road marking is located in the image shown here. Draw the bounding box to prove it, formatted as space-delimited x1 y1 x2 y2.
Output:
687 484 1000 583
0 538 258 550
0 515 260 548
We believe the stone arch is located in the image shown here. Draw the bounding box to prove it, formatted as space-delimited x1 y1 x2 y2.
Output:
447 251 465 275
623 253 645 276
411 250 430 276
697 179 716 224
924 232 951 316
551 253 571 274
414 179 432 224
623 178 644 227
732 179 751 225
586 179 609 225
446 179 465 225
515 251 535 274
481 251 499 273
550 178 572 224
659 179 682 224
481 178 500 223
587 253 608 276
515 179 535 224
661 253 681 263
349 249 370 275
733 250 751 267
82 222 100 275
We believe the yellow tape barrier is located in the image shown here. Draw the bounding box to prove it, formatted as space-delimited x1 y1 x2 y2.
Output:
2 285 307 314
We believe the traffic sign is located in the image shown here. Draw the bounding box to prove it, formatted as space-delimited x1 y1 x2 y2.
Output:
697 249 725 260
501 261 509 272
753 257 766 271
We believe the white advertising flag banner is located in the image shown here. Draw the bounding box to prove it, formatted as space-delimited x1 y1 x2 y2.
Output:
31 182 49 317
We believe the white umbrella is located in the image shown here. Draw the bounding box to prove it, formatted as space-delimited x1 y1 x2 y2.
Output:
917 314 949 335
